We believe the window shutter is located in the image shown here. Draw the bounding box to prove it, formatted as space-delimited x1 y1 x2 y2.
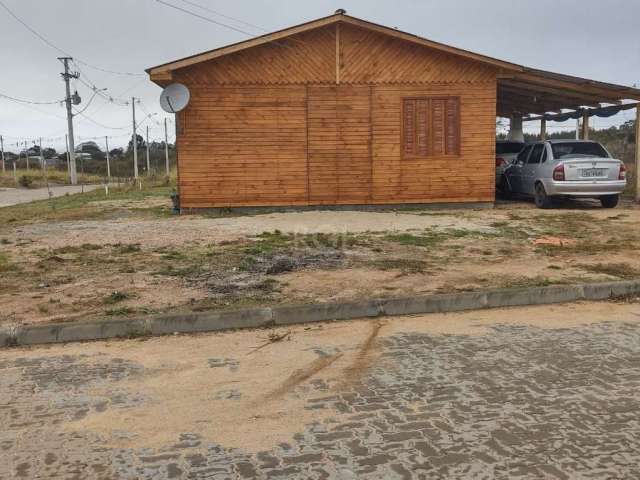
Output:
402 96 460 158
431 99 445 155
416 99 429 157
445 98 460 155
403 99 416 156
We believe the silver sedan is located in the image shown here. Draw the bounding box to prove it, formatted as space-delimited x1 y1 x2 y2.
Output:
501 140 627 208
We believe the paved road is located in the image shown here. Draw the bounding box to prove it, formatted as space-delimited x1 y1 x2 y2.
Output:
0 184 101 207
1 300 640 479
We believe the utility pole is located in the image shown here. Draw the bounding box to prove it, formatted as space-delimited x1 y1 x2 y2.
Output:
145 125 150 174
59 57 79 184
131 97 139 178
65 133 70 176
164 118 170 175
105 136 111 180
25 141 29 170
0 135 4 173
39 137 45 172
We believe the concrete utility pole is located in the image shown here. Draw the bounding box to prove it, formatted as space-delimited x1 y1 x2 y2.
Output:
105 136 111 180
58 57 79 184
65 133 70 176
39 137 44 171
164 117 170 175
0 135 5 173
25 141 29 170
145 125 150 174
131 97 139 178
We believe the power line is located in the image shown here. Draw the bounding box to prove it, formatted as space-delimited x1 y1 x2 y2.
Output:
0 92 64 105
155 0 255 36
2 97 68 120
75 112 129 130
176 0 266 32
0 0 143 77
154 0 309 50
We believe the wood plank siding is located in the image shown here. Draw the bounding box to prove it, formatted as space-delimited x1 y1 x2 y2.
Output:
172 22 499 208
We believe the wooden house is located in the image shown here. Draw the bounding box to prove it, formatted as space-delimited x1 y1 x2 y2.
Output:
147 11 640 209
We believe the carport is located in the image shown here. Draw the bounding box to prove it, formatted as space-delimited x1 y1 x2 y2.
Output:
496 69 640 200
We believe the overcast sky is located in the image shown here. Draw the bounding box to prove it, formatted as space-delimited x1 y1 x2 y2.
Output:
1 0 639 152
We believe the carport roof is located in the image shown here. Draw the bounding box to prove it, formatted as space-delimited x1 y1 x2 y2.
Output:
498 68 640 117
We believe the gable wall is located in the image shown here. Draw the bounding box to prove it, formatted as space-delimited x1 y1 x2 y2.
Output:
173 23 498 208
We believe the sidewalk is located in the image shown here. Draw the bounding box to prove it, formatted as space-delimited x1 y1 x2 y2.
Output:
0 184 101 207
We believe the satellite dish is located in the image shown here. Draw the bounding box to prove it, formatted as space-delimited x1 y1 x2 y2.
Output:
160 83 190 113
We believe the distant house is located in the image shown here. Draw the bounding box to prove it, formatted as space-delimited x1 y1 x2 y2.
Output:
147 11 640 210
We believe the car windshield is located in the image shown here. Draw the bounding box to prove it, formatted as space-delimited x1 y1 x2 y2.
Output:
551 142 609 159
496 142 524 154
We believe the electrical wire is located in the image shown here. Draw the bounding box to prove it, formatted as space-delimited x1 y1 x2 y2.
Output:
71 89 103 116
0 0 143 77
176 0 266 32
73 62 131 106
154 0 311 50
0 92 63 105
155 0 253 36
74 112 129 130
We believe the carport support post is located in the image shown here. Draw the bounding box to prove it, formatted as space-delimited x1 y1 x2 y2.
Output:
635 105 640 202
540 118 546 141
582 110 589 140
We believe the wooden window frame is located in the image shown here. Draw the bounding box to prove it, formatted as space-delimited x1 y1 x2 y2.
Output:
401 96 461 159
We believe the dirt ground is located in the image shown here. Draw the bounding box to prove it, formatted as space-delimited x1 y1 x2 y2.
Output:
1 191 640 325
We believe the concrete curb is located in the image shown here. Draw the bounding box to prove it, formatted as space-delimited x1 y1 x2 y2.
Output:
2 280 640 348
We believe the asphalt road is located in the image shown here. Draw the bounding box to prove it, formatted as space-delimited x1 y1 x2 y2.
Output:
1 300 640 479
0 184 101 207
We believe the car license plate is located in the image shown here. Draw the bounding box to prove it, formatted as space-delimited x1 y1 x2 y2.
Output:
581 168 606 178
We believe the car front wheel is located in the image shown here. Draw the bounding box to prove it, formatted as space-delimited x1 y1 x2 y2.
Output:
534 183 553 209
600 194 619 209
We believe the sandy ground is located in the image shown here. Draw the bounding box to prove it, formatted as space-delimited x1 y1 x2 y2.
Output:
6 208 498 249
2 198 640 325
6 197 638 250
0 184 102 207
3 300 639 454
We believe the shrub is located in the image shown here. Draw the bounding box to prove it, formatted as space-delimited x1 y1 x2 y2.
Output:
18 175 33 188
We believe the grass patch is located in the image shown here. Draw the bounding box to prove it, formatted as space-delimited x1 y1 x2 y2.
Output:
104 306 137 316
53 243 103 255
367 258 428 274
0 169 103 189
577 263 640 279
0 182 175 226
114 243 142 254
0 252 19 272
385 229 489 248
104 291 135 304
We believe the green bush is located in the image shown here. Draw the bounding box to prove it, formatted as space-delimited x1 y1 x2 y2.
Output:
18 175 33 188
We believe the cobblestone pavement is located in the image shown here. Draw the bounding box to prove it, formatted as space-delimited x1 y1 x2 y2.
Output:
2 301 640 479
